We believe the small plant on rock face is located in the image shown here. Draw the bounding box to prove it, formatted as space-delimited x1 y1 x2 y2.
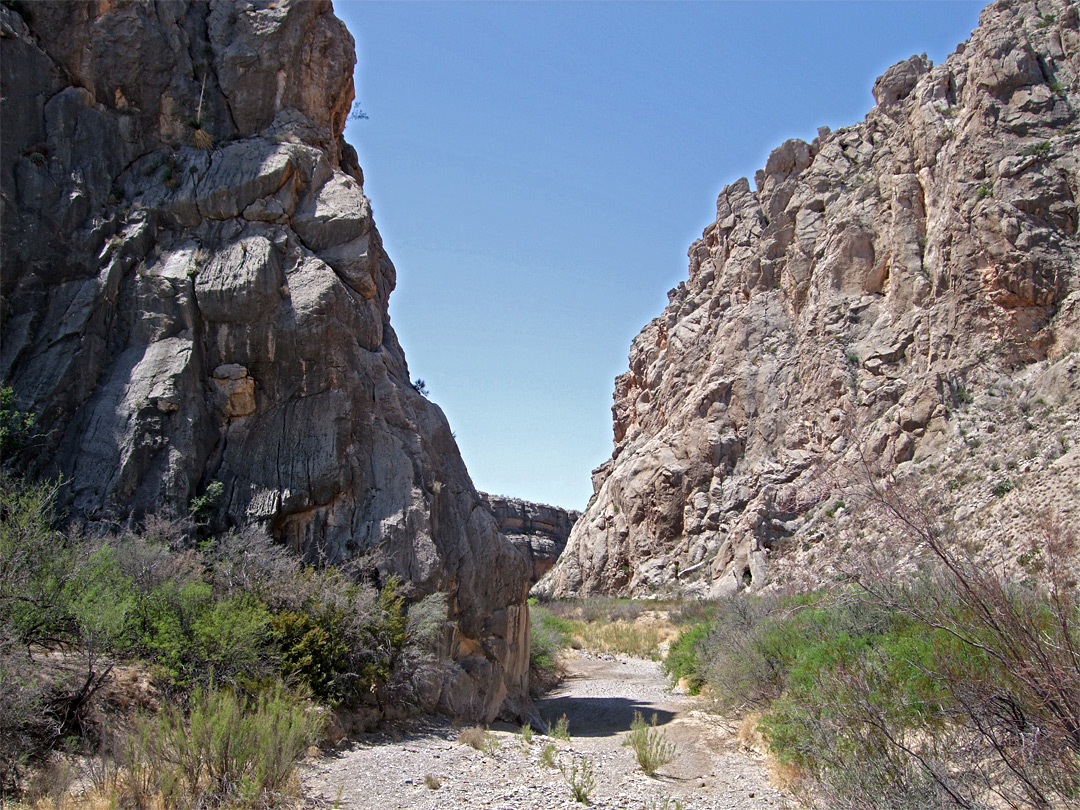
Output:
348 100 369 121
975 183 993 200
623 711 677 777
1021 140 1053 158
560 756 596 804
189 479 224 520
992 479 1015 497
0 385 35 451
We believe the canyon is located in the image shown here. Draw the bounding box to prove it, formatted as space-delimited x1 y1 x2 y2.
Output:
539 0 1080 599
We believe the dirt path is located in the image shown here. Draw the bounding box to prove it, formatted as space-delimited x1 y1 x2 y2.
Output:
304 651 789 810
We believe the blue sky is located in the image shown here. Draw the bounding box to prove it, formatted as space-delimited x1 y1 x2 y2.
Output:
335 1 984 511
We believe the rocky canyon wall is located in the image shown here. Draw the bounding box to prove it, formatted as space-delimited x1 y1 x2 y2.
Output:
0 0 529 723
540 0 1080 598
479 493 579 584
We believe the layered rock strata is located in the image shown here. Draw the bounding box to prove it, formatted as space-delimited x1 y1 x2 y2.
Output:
480 493 579 584
0 0 529 722
540 0 1080 598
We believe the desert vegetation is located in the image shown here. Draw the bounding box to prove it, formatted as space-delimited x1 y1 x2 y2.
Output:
662 489 1080 809
0 473 448 807
529 595 674 677
623 711 677 776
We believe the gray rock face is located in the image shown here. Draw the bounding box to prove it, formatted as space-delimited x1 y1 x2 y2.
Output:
479 493 580 584
0 0 529 723
539 0 1080 599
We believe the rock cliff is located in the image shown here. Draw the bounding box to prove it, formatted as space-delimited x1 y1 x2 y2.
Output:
0 0 529 722
540 0 1080 598
479 493 579 584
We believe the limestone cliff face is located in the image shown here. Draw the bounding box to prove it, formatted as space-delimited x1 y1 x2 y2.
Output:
0 0 529 722
479 493 579 584
540 0 1080 598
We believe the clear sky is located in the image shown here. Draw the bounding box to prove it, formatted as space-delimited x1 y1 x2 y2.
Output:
335 1 985 511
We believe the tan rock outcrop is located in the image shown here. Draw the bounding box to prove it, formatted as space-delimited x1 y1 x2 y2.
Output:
479 493 579 584
0 0 529 723
539 0 1080 598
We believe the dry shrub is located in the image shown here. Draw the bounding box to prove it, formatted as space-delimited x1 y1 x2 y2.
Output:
572 620 662 659
192 128 214 150
456 725 489 751
736 712 766 754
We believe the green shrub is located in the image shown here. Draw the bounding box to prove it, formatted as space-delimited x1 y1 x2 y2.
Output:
623 711 677 776
270 611 348 699
550 713 570 740
139 579 272 688
662 621 712 694
136 682 325 808
1020 140 1052 158
530 601 573 673
0 385 35 452
539 741 558 767
560 756 596 804
991 478 1015 497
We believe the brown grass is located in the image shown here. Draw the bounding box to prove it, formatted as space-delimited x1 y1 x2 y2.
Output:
456 725 489 751
734 712 807 793
735 712 766 754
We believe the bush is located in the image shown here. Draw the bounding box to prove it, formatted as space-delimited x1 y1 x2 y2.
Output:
136 682 325 808
560 756 596 804
140 580 272 688
722 481 1080 809
530 600 572 674
661 621 712 693
0 472 449 797
623 711 676 776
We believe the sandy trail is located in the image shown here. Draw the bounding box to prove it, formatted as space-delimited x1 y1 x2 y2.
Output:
304 651 789 810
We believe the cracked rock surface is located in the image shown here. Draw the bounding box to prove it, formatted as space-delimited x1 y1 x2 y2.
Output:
539 0 1080 599
0 0 529 723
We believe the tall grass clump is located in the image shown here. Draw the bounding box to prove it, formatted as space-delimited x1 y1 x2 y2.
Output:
623 711 677 776
136 683 325 808
572 620 662 659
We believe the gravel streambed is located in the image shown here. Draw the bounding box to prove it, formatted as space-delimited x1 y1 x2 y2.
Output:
304 651 789 810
